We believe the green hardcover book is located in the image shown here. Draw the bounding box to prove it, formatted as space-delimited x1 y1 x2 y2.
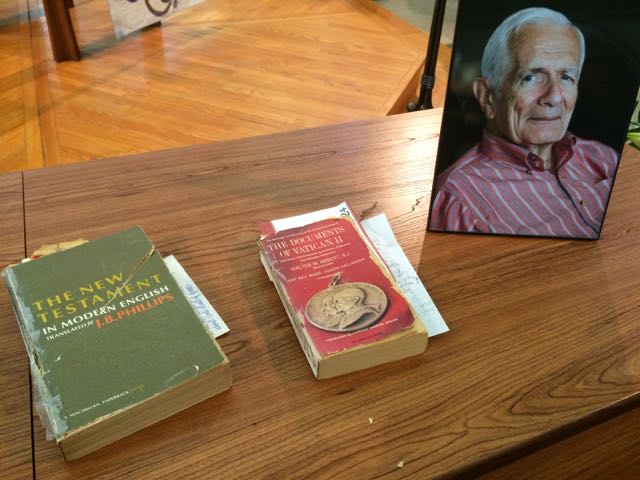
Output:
2 226 231 460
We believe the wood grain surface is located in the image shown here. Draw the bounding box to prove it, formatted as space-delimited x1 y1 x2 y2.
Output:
476 406 640 479
0 0 45 171
2 0 450 173
4 110 639 478
21 110 440 479
0 173 31 480
418 151 640 478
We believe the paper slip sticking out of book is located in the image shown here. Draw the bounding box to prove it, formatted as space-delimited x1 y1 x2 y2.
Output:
270 203 352 232
164 255 229 338
360 214 448 337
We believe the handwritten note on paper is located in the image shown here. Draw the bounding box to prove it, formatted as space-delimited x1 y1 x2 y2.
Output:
164 255 230 338
361 214 449 337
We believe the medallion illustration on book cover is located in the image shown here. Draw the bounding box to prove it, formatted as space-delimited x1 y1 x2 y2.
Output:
305 275 388 332
427 0 639 240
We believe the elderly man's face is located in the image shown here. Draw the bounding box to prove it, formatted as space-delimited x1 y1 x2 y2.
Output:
485 25 581 156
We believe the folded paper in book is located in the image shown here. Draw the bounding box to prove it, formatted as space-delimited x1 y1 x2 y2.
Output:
163 255 229 338
360 213 448 337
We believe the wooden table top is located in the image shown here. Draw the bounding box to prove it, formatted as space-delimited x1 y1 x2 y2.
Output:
2 110 639 479
0 173 31 479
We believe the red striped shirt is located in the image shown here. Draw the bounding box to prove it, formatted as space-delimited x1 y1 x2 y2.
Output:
429 130 618 238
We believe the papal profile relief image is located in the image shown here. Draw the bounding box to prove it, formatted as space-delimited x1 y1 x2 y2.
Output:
305 281 387 332
428 5 639 239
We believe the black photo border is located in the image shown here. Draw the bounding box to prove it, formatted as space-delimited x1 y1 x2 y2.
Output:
427 0 640 240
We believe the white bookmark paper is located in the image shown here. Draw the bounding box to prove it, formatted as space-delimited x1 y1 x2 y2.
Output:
270 201 352 232
361 214 449 337
164 255 229 338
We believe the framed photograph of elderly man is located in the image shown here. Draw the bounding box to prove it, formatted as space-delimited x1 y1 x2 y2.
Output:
427 0 640 239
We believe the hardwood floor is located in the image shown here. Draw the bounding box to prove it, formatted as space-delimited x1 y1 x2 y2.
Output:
1 0 44 171
1 0 450 173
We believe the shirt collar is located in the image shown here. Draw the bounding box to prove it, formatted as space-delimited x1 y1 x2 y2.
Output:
479 129 576 173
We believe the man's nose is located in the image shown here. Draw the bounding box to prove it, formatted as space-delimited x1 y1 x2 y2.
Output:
539 79 564 107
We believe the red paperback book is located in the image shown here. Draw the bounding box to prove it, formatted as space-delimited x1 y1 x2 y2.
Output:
259 208 417 358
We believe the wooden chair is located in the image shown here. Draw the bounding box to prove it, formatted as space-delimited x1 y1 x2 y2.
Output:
42 0 162 62
42 0 80 61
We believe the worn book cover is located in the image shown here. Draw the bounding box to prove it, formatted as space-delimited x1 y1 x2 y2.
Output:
259 203 427 378
260 217 415 354
2 226 229 458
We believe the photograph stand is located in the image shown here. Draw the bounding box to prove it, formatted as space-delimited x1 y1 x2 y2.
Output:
408 0 447 111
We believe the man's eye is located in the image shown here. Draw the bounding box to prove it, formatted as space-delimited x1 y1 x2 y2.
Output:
561 73 575 83
521 74 539 84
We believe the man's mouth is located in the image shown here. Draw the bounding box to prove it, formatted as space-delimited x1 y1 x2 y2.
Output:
529 116 562 122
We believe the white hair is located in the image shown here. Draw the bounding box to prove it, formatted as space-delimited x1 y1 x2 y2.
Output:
481 7 586 93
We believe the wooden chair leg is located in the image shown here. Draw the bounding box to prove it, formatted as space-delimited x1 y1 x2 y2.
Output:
42 0 80 62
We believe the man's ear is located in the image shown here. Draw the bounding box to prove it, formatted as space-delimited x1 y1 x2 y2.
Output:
473 78 495 120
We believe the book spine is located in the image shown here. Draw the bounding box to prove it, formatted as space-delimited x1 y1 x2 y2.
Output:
2 267 67 440
260 254 319 377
